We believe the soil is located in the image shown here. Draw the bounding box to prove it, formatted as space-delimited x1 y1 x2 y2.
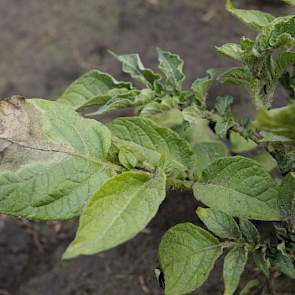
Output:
0 0 294 294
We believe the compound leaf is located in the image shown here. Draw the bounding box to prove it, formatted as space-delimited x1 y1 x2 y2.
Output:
159 223 222 295
0 97 114 220
193 156 281 221
63 169 166 259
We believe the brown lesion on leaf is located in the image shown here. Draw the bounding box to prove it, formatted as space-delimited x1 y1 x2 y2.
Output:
0 96 30 153
0 96 67 171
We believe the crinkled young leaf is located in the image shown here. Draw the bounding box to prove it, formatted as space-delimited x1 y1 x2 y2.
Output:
157 48 185 91
239 218 260 243
226 0 274 31
57 70 132 110
223 246 248 295
275 51 295 80
111 52 160 88
193 156 281 221
159 223 222 295
109 117 194 176
219 67 252 89
215 96 234 115
196 207 241 240
63 170 166 259
191 70 215 108
255 104 295 140
216 43 243 61
0 97 114 220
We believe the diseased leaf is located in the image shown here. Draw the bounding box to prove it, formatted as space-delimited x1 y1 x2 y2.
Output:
226 0 274 31
216 43 243 61
196 207 241 240
255 104 295 140
111 52 160 88
159 223 222 295
223 246 248 295
193 156 281 221
0 97 114 220
239 218 260 243
109 117 194 176
63 170 166 259
57 70 132 111
157 48 185 91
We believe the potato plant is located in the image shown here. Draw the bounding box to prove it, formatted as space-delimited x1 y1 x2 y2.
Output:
1 1 295 294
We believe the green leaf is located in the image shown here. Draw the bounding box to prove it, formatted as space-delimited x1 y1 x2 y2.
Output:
278 172 295 218
86 90 139 116
109 117 194 176
157 48 185 91
0 97 114 220
230 131 257 153
193 142 228 175
252 152 277 172
219 67 252 89
226 0 274 31
215 96 234 115
253 248 270 277
255 104 295 140
282 0 295 5
159 223 222 295
239 279 260 295
239 218 260 243
275 51 295 80
272 251 295 279
196 207 241 240
111 52 160 88
214 117 235 139
216 43 243 61
193 156 281 221
118 148 138 169
63 169 166 259
191 70 215 108
223 246 248 295
57 70 132 111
